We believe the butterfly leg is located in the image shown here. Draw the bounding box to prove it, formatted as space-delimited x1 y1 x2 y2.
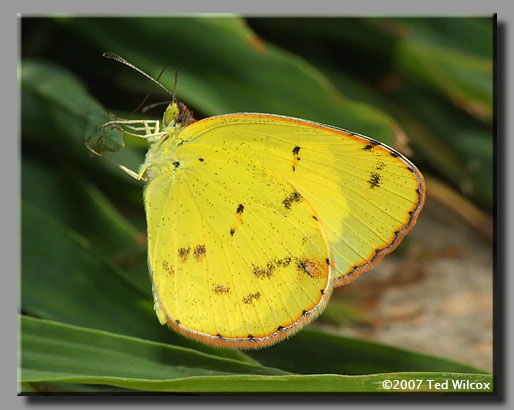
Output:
126 120 166 140
101 119 164 140
137 164 148 181
143 120 161 135
84 142 147 181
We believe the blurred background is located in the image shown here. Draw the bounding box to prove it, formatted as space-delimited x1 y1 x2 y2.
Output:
20 16 494 390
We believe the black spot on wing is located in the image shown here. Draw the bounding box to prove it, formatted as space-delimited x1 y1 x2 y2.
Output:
242 291 261 304
236 204 244 214
252 256 291 279
282 191 301 209
368 172 381 189
162 260 175 275
292 146 301 171
173 161 181 168
253 263 274 279
214 285 230 294
276 256 292 267
194 244 206 260
178 247 191 262
375 161 386 171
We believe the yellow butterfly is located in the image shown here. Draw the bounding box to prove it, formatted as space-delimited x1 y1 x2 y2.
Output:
90 53 425 349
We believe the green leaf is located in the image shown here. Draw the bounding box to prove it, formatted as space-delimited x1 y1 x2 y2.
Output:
22 372 495 394
21 382 133 393
21 59 125 153
396 38 492 122
21 59 147 194
22 158 144 259
20 316 285 389
247 328 486 376
366 17 493 122
20 316 492 393
389 80 493 207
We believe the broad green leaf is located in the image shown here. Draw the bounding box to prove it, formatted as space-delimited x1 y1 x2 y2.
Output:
247 328 486 376
20 317 493 393
387 17 493 122
22 158 144 257
21 382 132 393
22 158 150 294
395 38 492 122
21 59 146 193
21 200 153 330
250 17 493 122
19 317 285 386
22 372 494 394
21 59 124 153
247 17 399 80
382 17 493 59
389 80 492 207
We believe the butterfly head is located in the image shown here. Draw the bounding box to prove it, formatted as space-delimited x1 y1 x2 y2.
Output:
162 101 195 130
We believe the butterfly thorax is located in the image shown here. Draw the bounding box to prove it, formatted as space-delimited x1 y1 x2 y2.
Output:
142 102 195 181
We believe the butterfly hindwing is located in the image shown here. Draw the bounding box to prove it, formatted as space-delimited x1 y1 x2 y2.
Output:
145 144 332 348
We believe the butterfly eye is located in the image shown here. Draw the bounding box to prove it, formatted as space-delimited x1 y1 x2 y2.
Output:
163 103 180 127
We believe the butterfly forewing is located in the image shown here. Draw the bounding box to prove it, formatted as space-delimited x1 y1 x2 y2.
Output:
179 113 425 285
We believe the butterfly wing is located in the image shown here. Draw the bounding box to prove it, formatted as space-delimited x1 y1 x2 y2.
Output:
177 113 425 286
145 143 332 349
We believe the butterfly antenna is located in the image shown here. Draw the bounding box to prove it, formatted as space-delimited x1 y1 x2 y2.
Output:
173 68 178 96
132 63 175 114
103 52 176 102
141 101 170 113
